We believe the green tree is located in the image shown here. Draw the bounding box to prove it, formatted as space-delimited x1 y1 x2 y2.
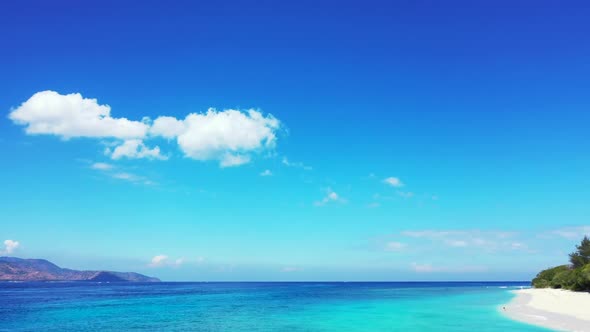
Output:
532 265 569 288
569 236 590 268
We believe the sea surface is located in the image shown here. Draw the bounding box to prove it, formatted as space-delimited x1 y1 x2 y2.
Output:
0 281 550 331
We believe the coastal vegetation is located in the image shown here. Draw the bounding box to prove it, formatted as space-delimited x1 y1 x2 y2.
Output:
532 236 590 291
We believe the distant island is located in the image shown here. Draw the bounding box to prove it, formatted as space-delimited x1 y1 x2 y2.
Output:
531 236 590 291
0 257 160 282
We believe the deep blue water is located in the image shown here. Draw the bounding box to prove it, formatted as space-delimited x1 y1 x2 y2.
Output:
0 282 550 331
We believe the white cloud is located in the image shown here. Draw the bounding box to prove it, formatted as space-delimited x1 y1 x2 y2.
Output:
1 240 20 255
398 229 522 252
112 172 139 181
384 241 406 251
314 189 345 206
108 139 166 160
149 255 169 267
10 91 282 167
110 172 154 185
148 254 205 268
9 91 148 139
156 109 280 166
260 169 273 176
149 255 196 268
150 116 185 139
282 157 312 170
384 177 403 187
550 226 590 239
219 153 251 168
91 162 114 170
89 160 154 185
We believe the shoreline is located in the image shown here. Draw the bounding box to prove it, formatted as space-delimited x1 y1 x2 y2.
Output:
501 288 590 332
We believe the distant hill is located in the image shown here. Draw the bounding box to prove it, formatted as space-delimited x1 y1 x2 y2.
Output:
0 257 160 282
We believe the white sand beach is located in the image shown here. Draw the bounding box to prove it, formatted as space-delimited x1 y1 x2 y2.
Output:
502 288 590 332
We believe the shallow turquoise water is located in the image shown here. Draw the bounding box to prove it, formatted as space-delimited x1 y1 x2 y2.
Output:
0 282 551 331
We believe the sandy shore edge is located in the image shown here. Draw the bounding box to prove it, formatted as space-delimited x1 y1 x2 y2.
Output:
501 288 590 332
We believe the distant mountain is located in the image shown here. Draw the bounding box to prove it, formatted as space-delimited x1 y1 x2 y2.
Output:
0 257 160 282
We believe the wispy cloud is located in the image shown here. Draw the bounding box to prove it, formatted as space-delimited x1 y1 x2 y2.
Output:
112 172 139 181
282 157 312 170
314 189 345 206
90 162 114 171
89 161 155 185
410 262 487 273
549 226 590 239
395 229 524 252
281 266 303 273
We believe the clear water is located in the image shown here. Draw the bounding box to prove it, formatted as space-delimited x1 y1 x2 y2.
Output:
0 282 551 331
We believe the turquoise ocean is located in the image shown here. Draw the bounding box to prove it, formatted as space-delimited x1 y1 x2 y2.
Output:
0 282 550 331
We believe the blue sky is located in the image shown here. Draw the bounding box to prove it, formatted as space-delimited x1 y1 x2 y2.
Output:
1 0 589 281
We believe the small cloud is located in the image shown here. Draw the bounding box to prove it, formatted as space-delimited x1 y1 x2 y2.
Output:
149 255 169 267
220 153 251 168
384 241 406 251
282 157 312 171
1 240 20 255
314 189 345 206
149 255 185 268
111 172 154 186
384 177 403 187
108 139 167 160
91 162 114 171
260 169 273 177
112 172 139 181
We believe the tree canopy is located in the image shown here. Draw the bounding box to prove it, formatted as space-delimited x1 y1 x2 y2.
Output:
532 236 590 291
569 236 590 269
